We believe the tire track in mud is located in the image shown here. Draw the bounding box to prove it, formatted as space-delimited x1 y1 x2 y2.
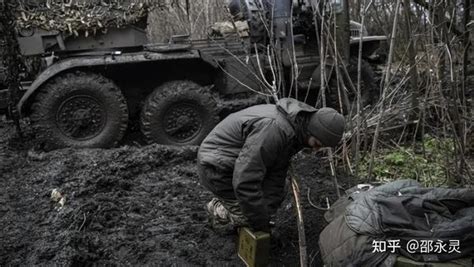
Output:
0 127 240 266
1 121 356 266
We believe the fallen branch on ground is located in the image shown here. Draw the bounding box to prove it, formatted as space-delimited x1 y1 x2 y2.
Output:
289 167 308 267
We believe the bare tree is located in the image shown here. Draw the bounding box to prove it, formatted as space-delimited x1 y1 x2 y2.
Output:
0 0 23 137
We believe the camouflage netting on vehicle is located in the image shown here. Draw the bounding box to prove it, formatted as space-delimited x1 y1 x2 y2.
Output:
15 0 167 36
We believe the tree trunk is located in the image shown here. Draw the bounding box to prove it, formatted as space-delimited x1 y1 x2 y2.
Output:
334 0 350 64
0 0 23 137
403 0 420 140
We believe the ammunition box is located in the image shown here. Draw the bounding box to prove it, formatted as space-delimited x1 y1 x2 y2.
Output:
238 227 271 267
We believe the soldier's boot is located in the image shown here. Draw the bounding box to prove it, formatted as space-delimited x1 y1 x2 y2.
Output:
206 197 248 235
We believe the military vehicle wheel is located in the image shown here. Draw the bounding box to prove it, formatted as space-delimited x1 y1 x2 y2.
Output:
30 71 129 149
140 81 219 146
328 58 377 114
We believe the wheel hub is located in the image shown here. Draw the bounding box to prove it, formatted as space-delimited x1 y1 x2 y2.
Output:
164 103 202 142
56 95 106 140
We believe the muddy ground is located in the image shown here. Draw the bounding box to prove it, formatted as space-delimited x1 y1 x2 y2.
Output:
0 120 357 266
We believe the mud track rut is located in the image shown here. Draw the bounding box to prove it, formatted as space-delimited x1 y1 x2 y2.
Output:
0 121 356 266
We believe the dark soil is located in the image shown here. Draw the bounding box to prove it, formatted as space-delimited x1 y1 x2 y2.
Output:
0 120 357 266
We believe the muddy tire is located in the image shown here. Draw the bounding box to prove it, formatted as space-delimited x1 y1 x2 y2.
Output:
140 81 219 146
30 71 129 149
328 58 377 114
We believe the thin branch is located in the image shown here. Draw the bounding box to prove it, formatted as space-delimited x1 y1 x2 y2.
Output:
307 188 330 211
367 0 402 181
289 167 308 267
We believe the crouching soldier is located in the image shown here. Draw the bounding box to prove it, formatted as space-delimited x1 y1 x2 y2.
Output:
197 98 345 233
